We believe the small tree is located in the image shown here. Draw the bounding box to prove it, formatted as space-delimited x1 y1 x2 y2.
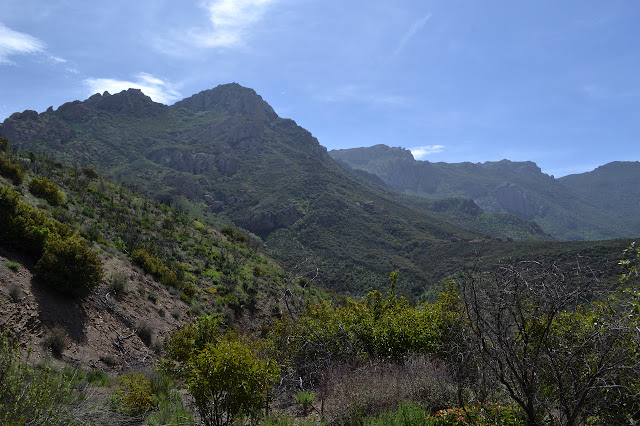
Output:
458 260 640 425
164 317 279 426
187 336 280 426
36 236 104 298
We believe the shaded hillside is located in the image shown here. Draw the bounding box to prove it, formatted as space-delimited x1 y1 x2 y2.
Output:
330 145 640 240
560 161 640 233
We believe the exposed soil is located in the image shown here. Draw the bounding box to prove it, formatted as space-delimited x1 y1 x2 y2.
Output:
0 245 188 372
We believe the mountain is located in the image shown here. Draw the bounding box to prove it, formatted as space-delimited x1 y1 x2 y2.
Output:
0 84 625 297
330 145 640 241
559 161 640 234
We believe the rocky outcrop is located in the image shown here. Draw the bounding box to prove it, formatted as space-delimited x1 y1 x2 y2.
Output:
0 111 77 149
490 183 540 219
238 205 303 234
163 173 204 199
84 89 167 118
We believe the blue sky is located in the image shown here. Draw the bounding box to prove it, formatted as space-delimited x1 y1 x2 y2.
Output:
1 0 639 177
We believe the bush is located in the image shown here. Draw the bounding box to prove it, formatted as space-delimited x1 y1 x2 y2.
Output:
45 326 69 356
9 284 22 302
36 236 104 298
6 261 20 271
186 336 280 426
82 167 99 179
136 322 153 347
294 391 315 414
163 317 279 425
0 154 24 185
110 272 128 296
0 184 74 254
0 332 80 424
112 372 154 415
28 177 65 206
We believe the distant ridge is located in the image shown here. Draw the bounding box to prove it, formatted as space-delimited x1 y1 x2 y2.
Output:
330 145 640 240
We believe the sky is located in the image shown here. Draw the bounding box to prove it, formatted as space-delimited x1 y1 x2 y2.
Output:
1 0 639 177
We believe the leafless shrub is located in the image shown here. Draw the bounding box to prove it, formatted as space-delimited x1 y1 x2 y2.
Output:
320 355 456 424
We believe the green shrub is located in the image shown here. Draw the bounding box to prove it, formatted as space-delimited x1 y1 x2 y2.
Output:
0 332 80 424
86 369 110 386
81 167 99 179
186 336 280 426
0 154 24 185
221 226 249 243
0 184 73 254
110 272 128 295
112 372 154 415
28 177 65 206
136 322 153 347
45 326 69 356
5 261 20 271
9 284 22 302
294 391 315 414
36 236 104 298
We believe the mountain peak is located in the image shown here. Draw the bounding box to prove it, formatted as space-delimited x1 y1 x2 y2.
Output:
172 83 278 121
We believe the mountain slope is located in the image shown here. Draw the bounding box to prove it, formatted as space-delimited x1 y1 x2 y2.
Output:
330 145 639 240
0 84 624 297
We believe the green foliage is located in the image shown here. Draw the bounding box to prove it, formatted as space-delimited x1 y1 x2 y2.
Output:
112 372 154 415
81 167 99 179
86 369 110 386
131 247 182 288
36 236 104 298
422 403 525 425
269 276 446 386
0 183 74 254
294 390 315 413
164 317 279 426
0 152 24 185
220 225 249 243
186 335 280 426
0 332 82 424
5 260 21 271
29 176 65 206
362 402 429 426
619 241 639 283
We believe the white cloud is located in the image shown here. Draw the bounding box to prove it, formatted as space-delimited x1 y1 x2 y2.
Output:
154 0 277 52
83 73 182 105
409 145 445 159
0 22 45 64
393 13 432 57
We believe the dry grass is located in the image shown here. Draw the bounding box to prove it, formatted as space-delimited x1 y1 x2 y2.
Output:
315 355 456 425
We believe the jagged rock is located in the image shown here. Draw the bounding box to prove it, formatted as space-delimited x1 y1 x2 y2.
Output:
209 201 223 212
58 101 93 121
239 205 303 234
163 173 203 199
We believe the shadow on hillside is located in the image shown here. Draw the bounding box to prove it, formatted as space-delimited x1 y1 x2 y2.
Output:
31 277 88 344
